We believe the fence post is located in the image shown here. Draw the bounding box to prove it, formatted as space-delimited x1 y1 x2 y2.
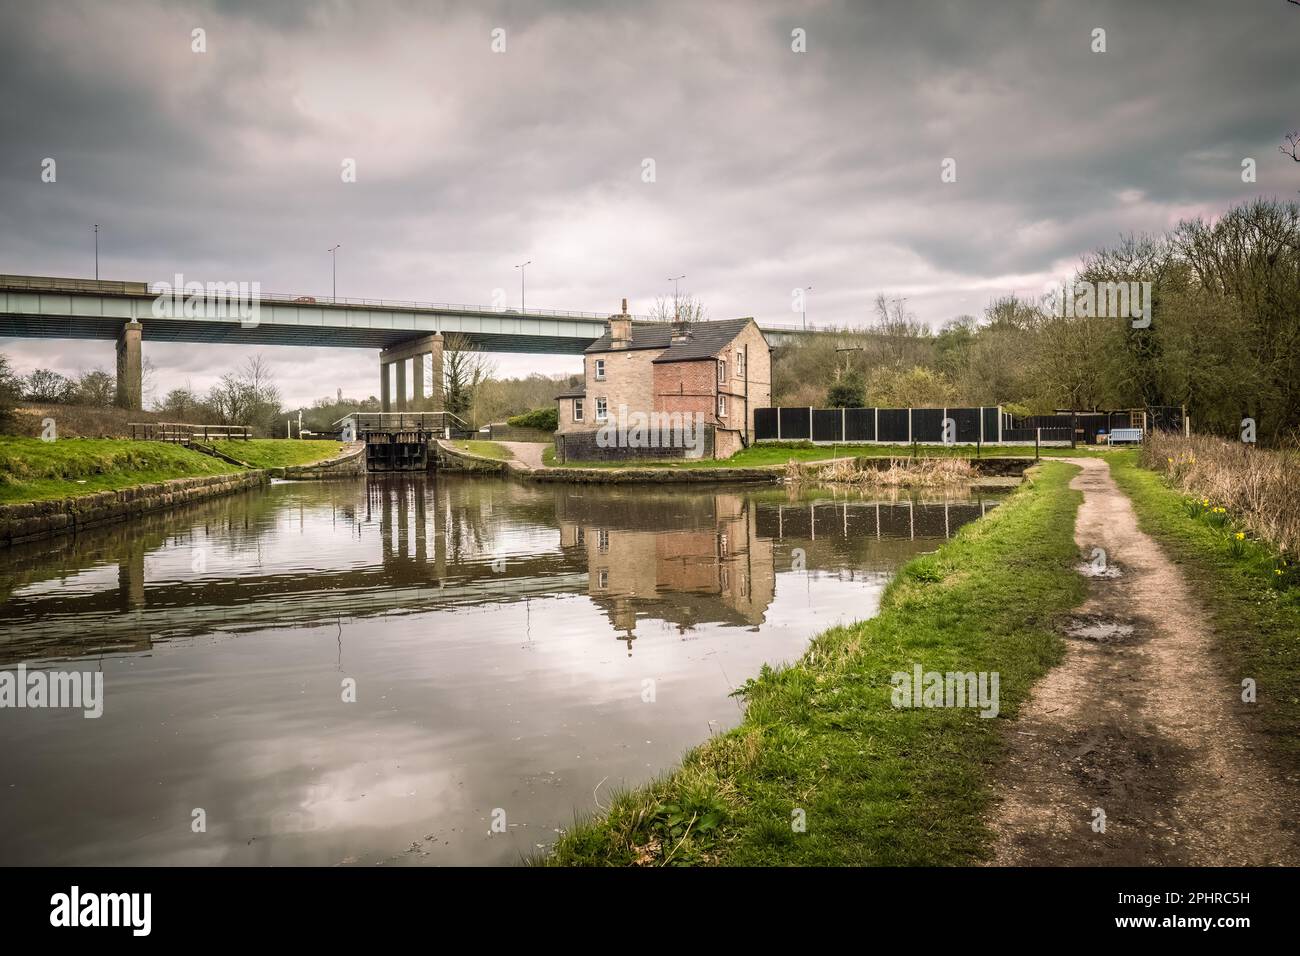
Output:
777 407 782 441
841 406 846 443
808 407 813 442
1035 428 1041 461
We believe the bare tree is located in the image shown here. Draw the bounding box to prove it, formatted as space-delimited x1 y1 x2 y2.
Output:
648 294 708 323
441 333 495 419
1281 131 1300 163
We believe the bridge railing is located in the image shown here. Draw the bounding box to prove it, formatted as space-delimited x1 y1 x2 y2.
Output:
129 422 252 443
336 411 472 434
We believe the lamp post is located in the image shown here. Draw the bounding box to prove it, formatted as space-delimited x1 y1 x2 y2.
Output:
328 244 341 300
802 285 812 330
94 225 99 280
516 260 531 312
668 274 685 321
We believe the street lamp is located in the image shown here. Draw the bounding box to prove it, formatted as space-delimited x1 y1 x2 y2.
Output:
516 260 531 311
668 274 685 321
94 225 99 280
328 244 341 300
802 285 812 331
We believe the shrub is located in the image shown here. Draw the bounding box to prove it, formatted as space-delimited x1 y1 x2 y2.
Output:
507 406 558 431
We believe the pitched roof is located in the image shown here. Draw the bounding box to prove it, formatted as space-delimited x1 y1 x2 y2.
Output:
555 382 586 399
583 317 762 362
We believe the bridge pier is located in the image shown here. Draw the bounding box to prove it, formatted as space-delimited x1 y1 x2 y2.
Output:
380 333 443 413
114 321 142 410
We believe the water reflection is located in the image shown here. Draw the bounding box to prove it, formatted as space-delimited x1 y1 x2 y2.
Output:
0 475 1002 865
0 478 999 666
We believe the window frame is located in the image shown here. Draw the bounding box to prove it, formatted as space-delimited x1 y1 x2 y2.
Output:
573 398 584 422
595 397 609 421
594 358 606 381
717 359 726 384
717 394 727 417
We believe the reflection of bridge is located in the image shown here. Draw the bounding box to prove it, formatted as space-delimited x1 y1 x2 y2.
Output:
0 274 823 411
0 476 1002 663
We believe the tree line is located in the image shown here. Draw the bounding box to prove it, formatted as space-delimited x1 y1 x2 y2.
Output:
773 197 1300 445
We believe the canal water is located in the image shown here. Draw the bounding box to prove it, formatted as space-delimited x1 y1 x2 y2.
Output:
0 475 1003 865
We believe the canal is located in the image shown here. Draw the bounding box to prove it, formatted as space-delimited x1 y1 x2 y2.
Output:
0 475 1004 865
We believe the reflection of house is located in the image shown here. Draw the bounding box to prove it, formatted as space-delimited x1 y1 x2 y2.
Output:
559 493 776 651
554 301 772 461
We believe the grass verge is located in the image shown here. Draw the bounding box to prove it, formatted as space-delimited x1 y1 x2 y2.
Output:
0 437 242 504
209 439 345 469
548 441 1119 470
451 440 514 461
547 461 1086 865
1110 455 1300 769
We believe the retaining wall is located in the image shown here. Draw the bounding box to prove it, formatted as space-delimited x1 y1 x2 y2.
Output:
0 471 268 546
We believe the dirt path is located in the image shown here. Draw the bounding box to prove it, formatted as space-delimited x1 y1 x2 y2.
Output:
496 441 548 470
988 457 1300 865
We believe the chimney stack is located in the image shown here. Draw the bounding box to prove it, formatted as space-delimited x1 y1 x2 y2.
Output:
608 298 632 349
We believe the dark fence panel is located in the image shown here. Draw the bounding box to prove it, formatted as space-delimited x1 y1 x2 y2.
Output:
983 406 1000 442
778 407 811 441
911 408 945 443
1002 427 1072 442
877 408 910 442
752 406 1015 443
812 409 844 442
845 407 875 442
952 407 981 443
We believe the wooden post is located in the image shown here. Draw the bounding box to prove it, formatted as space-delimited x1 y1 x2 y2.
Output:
1035 427 1041 461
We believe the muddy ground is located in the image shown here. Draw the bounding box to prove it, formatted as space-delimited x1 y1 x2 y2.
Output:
988 457 1300 865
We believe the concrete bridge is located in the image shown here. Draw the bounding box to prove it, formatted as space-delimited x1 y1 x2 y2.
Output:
0 274 818 411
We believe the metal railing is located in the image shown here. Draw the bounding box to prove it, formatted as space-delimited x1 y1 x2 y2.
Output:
129 422 252 443
336 411 471 432
1 273 840 332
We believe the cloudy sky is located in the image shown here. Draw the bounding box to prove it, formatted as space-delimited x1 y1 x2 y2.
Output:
1 0 1297 407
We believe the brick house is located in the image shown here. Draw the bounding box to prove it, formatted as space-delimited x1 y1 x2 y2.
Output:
555 302 772 461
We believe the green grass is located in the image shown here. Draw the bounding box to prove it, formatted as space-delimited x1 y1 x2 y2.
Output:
209 439 345 469
1110 455 1300 769
451 440 514 461
547 461 1086 865
547 441 1120 470
0 437 242 504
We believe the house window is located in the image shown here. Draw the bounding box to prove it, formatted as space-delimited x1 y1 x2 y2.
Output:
717 359 726 384
595 398 608 421
576 527 586 546
594 359 605 381
597 569 609 589
573 398 584 422
717 394 727 418
597 529 610 553
735 350 745 379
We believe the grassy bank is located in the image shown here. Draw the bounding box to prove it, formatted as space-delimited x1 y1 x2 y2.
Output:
1111 452 1300 769
0 437 242 504
548 461 1086 865
210 438 345 469
545 441 1119 470
451 439 513 461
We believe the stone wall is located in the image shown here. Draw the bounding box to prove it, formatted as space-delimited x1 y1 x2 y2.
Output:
554 425 716 464
274 442 367 479
0 471 268 547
